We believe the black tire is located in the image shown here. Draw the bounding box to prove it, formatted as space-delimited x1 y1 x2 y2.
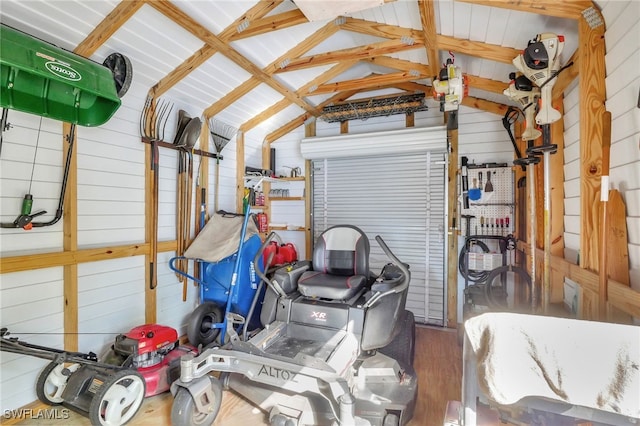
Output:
483 265 531 309
103 53 133 98
171 376 222 426
88 369 146 426
383 413 400 426
36 362 80 405
187 302 223 347
379 310 416 368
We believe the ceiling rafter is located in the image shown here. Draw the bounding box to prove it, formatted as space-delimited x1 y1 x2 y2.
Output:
417 0 440 74
461 96 508 116
150 0 285 98
393 81 432 93
306 71 429 95
338 17 423 40
271 38 425 74
436 34 521 64
240 61 358 133
366 56 431 76
465 75 508 95
204 77 261 118
204 21 341 118
227 9 308 41
148 0 315 115
455 0 594 20
75 0 145 56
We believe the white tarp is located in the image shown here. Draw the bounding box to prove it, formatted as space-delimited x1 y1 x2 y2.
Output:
464 312 640 421
183 212 259 263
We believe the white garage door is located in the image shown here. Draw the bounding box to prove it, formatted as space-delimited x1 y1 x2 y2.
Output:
302 127 448 325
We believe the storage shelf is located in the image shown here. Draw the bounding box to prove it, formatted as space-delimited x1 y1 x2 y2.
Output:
273 176 305 181
270 197 304 201
268 226 306 231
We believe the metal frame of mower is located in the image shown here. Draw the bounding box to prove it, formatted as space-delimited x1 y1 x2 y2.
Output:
170 231 417 426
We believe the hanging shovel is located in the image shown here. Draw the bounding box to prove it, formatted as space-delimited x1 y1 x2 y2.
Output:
485 171 494 192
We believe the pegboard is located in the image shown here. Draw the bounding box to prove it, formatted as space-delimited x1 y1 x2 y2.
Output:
460 164 514 239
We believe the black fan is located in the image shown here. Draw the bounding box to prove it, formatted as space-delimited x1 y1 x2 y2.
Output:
103 52 133 98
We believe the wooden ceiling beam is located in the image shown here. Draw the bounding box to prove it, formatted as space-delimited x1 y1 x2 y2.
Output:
306 71 428 95
366 56 432 76
461 96 509 116
465 75 508 95
204 22 340 118
381 81 513 116
241 61 358 133
150 1 283 98
204 77 261 118
394 81 431 93
74 0 144 56
437 34 521 64
455 0 594 20
228 9 308 41
149 0 318 115
265 90 359 144
418 0 440 79
325 91 416 107
240 98 291 134
339 17 424 40
396 75 509 95
273 38 425 74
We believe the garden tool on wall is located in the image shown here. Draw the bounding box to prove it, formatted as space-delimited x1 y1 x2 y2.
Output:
174 113 202 300
432 52 468 113
513 33 564 126
140 97 173 290
208 117 237 212
506 72 541 312
503 73 542 142
513 32 572 312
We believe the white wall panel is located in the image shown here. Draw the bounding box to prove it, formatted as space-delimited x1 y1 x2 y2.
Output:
156 251 199 337
77 257 146 356
563 80 581 260
601 0 640 291
0 267 64 412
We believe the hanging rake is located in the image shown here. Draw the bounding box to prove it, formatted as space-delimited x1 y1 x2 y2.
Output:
209 117 238 211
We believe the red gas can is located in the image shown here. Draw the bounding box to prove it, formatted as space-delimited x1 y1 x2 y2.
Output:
279 243 298 263
263 241 278 268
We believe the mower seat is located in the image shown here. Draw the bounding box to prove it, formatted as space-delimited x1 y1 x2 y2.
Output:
298 225 370 301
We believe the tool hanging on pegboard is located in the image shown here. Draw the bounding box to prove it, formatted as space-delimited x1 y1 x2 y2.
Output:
460 162 514 241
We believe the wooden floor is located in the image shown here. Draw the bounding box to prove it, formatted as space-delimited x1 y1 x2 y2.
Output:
14 326 462 426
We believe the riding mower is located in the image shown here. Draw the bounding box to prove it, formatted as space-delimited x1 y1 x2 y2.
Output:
170 225 418 426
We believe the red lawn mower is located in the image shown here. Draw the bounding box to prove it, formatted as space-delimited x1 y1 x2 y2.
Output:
1 324 195 426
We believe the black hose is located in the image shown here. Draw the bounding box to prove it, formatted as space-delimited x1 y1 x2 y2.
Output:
458 238 490 283
483 265 532 309
32 124 76 227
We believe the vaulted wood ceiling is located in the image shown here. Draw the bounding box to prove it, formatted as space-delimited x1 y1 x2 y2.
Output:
0 0 591 143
